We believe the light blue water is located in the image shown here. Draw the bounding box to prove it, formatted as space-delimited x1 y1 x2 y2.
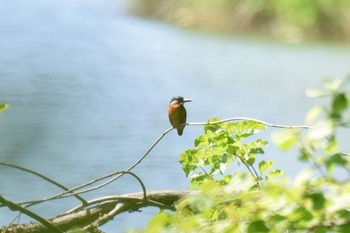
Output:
0 0 349 232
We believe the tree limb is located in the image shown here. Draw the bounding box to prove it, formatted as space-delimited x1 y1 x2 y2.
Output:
1 190 193 233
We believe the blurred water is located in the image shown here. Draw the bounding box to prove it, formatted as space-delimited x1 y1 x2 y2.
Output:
0 0 349 232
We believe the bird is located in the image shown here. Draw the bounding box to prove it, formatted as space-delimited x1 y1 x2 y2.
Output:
168 96 192 136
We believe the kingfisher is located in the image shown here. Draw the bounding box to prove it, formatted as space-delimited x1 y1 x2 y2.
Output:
168 96 192 136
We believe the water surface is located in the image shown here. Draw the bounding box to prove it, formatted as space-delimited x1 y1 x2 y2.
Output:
0 0 349 231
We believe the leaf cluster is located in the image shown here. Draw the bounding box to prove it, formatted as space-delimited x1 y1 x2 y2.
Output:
275 77 350 178
134 77 350 233
137 173 350 233
180 119 279 189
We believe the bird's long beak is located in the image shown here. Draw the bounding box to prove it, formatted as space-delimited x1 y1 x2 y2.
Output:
183 98 193 103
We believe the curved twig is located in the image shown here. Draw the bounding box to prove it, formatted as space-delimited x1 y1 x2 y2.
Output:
67 170 148 213
60 127 174 198
14 127 175 206
0 162 87 206
121 171 147 200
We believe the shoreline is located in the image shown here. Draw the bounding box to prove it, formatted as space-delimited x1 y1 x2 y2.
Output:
131 0 350 44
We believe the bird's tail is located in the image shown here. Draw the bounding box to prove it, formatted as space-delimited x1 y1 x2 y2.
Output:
177 127 184 136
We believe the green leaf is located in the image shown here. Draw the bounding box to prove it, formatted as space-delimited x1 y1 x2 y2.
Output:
325 153 347 176
258 161 276 175
247 221 270 233
247 153 256 165
311 192 326 211
268 214 286 224
334 224 350 233
305 88 330 98
248 139 268 155
194 134 209 147
306 121 333 141
180 149 199 177
266 169 284 179
226 172 255 191
323 78 343 91
145 211 176 232
306 106 322 124
0 103 9 114
190 174 212 189
288 207 313 227
332 93 348 114
226 120 266 140
218 175 232 185
272 129 299 152
204 118 222 133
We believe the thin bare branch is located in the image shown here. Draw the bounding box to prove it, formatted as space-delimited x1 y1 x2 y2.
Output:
0 162 86 206
187 117 312 129
66 170 148 213
15 127 175 206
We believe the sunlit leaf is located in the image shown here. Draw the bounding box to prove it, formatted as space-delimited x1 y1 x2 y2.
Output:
325 153 347 176
288 207 313 227
323 78 343 91
146 211 175 232
227 120 266 140
218 175 232 186
0 103 9 114
258 161 276 175
248 139 268 155
266 169 284 179
294 169 313 185
190 174 213 190
305 88 330 98
306 121 333 141
272 129 299 152
227 172 255 191
306 106 322 124
247 154 256 165
180 149 199 177
204 118 222 133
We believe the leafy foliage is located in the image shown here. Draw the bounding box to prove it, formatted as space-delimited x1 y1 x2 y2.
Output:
132 77 350 233
180 119 275 189
0 103 9 114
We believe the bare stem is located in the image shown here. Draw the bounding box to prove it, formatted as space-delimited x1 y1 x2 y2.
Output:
0 162 86 206
16 127 175 206
187 117 312 129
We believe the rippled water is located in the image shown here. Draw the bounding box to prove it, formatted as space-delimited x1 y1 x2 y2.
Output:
0 0 349 231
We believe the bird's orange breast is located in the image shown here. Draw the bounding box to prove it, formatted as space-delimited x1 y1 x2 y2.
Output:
168 104 187 135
